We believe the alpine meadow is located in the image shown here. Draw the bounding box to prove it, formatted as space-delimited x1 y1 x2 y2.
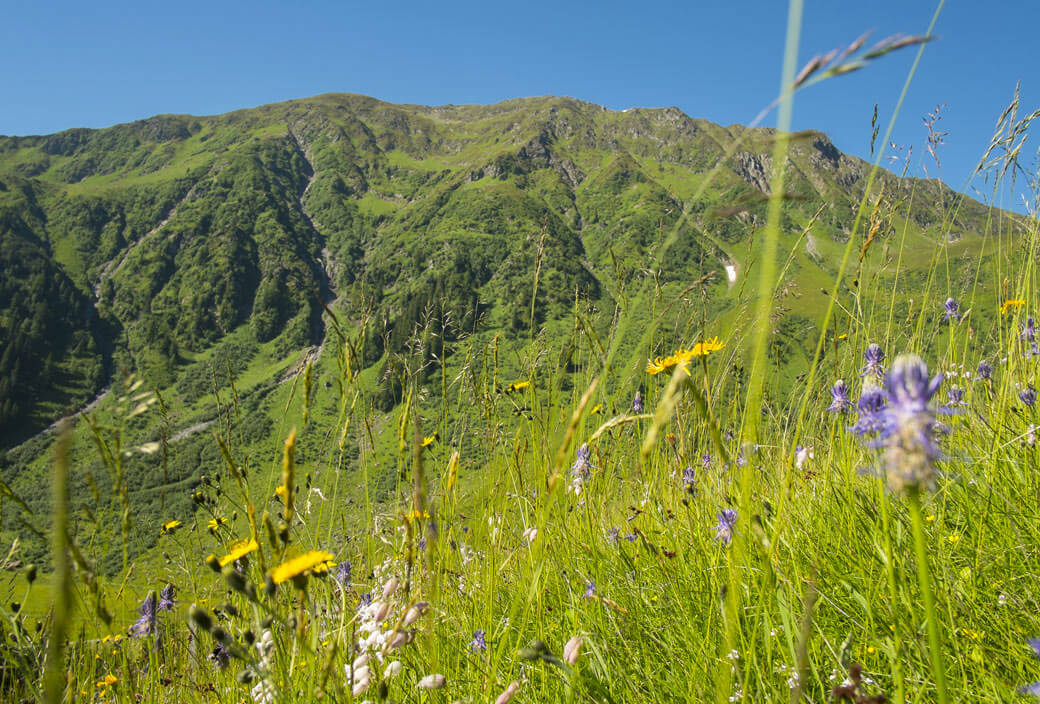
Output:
5 6 1040 704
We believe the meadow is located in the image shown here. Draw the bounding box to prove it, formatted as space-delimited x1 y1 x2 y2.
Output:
6 12 1040 704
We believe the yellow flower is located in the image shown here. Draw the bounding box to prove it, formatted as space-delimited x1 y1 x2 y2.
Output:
421 433 439 447
218 538 259 567
948 534 961 543
960 628 982 641
268 550 335 585
591 403 603 415
312 559 336 575
1001 299 1026 314
404 509 431 523
925 514 936 522
275 485 288 498
207 517 227 532
160 520 182 536
866 646 876 654
690 336 725 357
505 380 531 393
96 675 117 687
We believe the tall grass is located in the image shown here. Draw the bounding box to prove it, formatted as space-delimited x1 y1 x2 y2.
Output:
3 2 1040 703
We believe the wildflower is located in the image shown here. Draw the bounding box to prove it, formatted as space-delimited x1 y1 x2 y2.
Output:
159 520 181 536
563 635 584 665
583 580 596 598
607 527 620 544
97 675 118 687
403 601 428 627
1022 316 1037 342
129 592 157 638
207 517 227 534
421 433 438 447
569 444 592 495
702 453 712 469
268 550 335 586
1019 639 1040 695
336 560 352 587
850 384 887 436
795 445 813 470
943 297 960 321
218 538 259 567
591 403 603 414
208 642 230 669
859 344 886 379
417 674 446 690
1002 298 1026 314
505 380 530 393
945 387 966 408
828 379 853 413
876 354 945 493
522 526 538 544
469 629 487 653
692 336 725 356
1020 387 1037 407
714 509 738 545
976 360 992 381
157 584 175 612
682 466 696 494
631 390 643 414
384 660 403 678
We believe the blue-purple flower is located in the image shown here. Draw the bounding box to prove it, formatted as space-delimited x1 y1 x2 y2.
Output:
943 297 960 322
336 560 352 587
701 453 711 469
714 509 738 545
631 390 644 414
859 344 887 379
945 387 966 408
876 354 945 493
682 466 696 494
851 384 887 436
1022 316 1036 342
1021 386 1037 408
129 591 157 638
1019 639 1040 695
469 629 487 653
583 580 596 598
976 360 992 381
157 584 175 612
828 379 853 414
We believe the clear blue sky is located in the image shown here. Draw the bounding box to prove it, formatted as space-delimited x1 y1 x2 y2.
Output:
3 1 1036 210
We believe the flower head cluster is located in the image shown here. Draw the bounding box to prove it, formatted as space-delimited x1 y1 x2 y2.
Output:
875 354 945 493
645 338 725 375
976 359 993 381
850 384 887 436
828 379 853 414
631 390 644 414
714 509 738 545
569 444 593 495
943 297 960 322
859 344 886 379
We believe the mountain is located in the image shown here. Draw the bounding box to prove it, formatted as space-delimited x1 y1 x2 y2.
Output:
0 93 1008 448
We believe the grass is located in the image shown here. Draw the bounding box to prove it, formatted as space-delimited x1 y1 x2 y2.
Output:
3 3 1040 703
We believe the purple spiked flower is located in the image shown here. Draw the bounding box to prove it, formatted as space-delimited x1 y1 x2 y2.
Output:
943 297 960 321
1022 317 1036 342
336 560 352 587
876 354 945 492
681 466 696 494
851 385 887 436
469 629 487 653
157 584 175 612
1019 639 1040 695
631 390 643 414
701 453 711 469
976 360 992 381
945 387 966 408
828 379 853 413
571 444 592 476
859 344 887 380
607 526 620 544
1020 387 1037 407
583 580 596 598
129 591 157 638
714 509 738 545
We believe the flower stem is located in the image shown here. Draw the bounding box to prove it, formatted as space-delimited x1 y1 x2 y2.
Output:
907 487 949 703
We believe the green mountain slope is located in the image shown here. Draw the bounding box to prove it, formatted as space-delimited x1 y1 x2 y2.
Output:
0 94 1023 566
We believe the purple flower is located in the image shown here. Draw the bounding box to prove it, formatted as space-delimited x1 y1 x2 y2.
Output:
1022 316 1036 342
859 344 887 379
943 297 960 321
1019 639 1040 695
607 527 620 544
469 629 487 653
157 584 175 612
1020 387 1037 407
701 453 712 469
583 580 596 598
623 532 637 542
632 390 643 414
681 466 696 493
336 560 352 587
976 360 992 381
359 592 373 608
571 444 592 477
714 509 738 545
851 385 887 436
129 591 157 638
208 642 230 669
827 379 853 414
945 387 965 408
876 354 945 492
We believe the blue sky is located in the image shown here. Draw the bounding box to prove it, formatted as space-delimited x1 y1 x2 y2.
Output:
3 1 1036 210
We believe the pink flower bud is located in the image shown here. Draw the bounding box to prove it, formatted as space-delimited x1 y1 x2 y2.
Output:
563 635 583 665
417 674 446 690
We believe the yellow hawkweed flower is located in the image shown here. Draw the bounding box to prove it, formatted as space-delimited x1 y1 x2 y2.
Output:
268 550 334 585
421 433 439 447
160 520 182 536
646 338 725 375
1001 299 1026 314
312 559 336 575
207 517 227 532
505 380 531 393
96 675 117 687
275 485 288 498
218 538 259 567
690 336 725 357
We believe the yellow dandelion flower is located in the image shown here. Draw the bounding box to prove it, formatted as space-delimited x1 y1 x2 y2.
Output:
275 485 288 498
96 675 117 687
505 380 531 393
312 559 336 575
690 336 725 357
1001 299 1026 314
218 538 259 568
268 550 334 585
160 520 181 536
645 357 670 375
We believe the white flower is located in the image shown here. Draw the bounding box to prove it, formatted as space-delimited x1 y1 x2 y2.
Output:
563 636 584 665
417 674 446 689
384 660 403 678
